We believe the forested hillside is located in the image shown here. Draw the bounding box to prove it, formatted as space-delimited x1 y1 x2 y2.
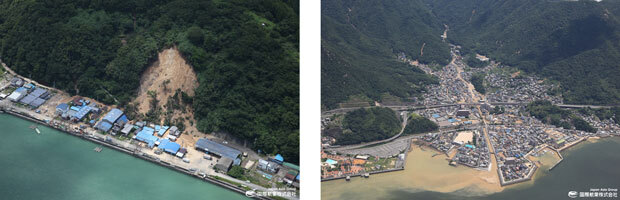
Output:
321 0 450 109
334 107 402 145
426 0 620 105
0 0 299 163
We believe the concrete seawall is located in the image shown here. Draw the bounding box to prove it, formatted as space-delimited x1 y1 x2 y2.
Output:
321 168 405 182
0 108 268 200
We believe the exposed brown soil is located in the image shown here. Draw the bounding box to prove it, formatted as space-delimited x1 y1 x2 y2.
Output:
133 47 200 135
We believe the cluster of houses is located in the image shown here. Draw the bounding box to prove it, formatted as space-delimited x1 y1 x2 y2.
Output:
55 99 187 158
419 106 477 127
451 130 491 169
55 97 102 123
6 78 51 109
480 67 563 104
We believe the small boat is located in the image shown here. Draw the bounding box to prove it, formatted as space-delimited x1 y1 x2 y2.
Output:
345 176 351 181
35 128 40 134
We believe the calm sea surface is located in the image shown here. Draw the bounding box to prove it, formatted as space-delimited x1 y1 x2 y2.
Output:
0 114 247 200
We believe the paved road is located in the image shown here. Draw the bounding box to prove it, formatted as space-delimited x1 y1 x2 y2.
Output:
322 102 614 117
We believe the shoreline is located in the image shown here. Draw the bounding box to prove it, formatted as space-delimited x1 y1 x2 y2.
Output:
322 133 618 190
0 109 268 200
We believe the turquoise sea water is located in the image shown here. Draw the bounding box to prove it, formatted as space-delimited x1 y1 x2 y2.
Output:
0 114 248 200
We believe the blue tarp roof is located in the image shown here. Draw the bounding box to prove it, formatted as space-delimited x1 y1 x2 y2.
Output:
118 115 128 124
195 138 241 159
448 118 457 123
102 108 124 124
56 103 69 111
233 158 241 166
157 126 169 136
73 106 91 120
275 154 284 162
96 121 113 132
136 127 158 145
432 114 440 118
159 139 180 154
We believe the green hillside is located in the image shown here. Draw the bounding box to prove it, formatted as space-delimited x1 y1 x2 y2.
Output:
0 0 299 163
321 0 450 109
426 0 620 105
335 107 402 145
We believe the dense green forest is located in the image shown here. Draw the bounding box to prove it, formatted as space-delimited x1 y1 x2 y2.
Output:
470 73 486 94
425 0 620 105
527 100 597 132
402 113 438 135
321 0 450 109
335 107 401 145
0 0 299 163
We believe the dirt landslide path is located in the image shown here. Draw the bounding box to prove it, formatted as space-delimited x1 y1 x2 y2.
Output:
133 47 200 143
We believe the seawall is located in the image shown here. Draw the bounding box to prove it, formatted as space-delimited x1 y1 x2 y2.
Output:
0 108 268 200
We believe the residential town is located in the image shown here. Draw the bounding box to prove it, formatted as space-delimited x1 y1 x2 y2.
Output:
320 45 620 186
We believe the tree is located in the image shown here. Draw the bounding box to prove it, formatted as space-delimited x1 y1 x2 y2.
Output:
187 26 204 46
227 165 245 179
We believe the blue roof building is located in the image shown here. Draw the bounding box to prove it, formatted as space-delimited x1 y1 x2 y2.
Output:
195 138 241 159
29 98 46 108
157 126 169 136
96 121 113 132
274 154 284 163
158 139 180 154
136 127 158 147
29 88 47 98
73 106 91 121
117 115 128 124
19 94 36 105
56 103 69 113
102 108 124 124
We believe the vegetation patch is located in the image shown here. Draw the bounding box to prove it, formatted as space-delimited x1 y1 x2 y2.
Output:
333 107 401 145
527 100 597 132
402 113 438 135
